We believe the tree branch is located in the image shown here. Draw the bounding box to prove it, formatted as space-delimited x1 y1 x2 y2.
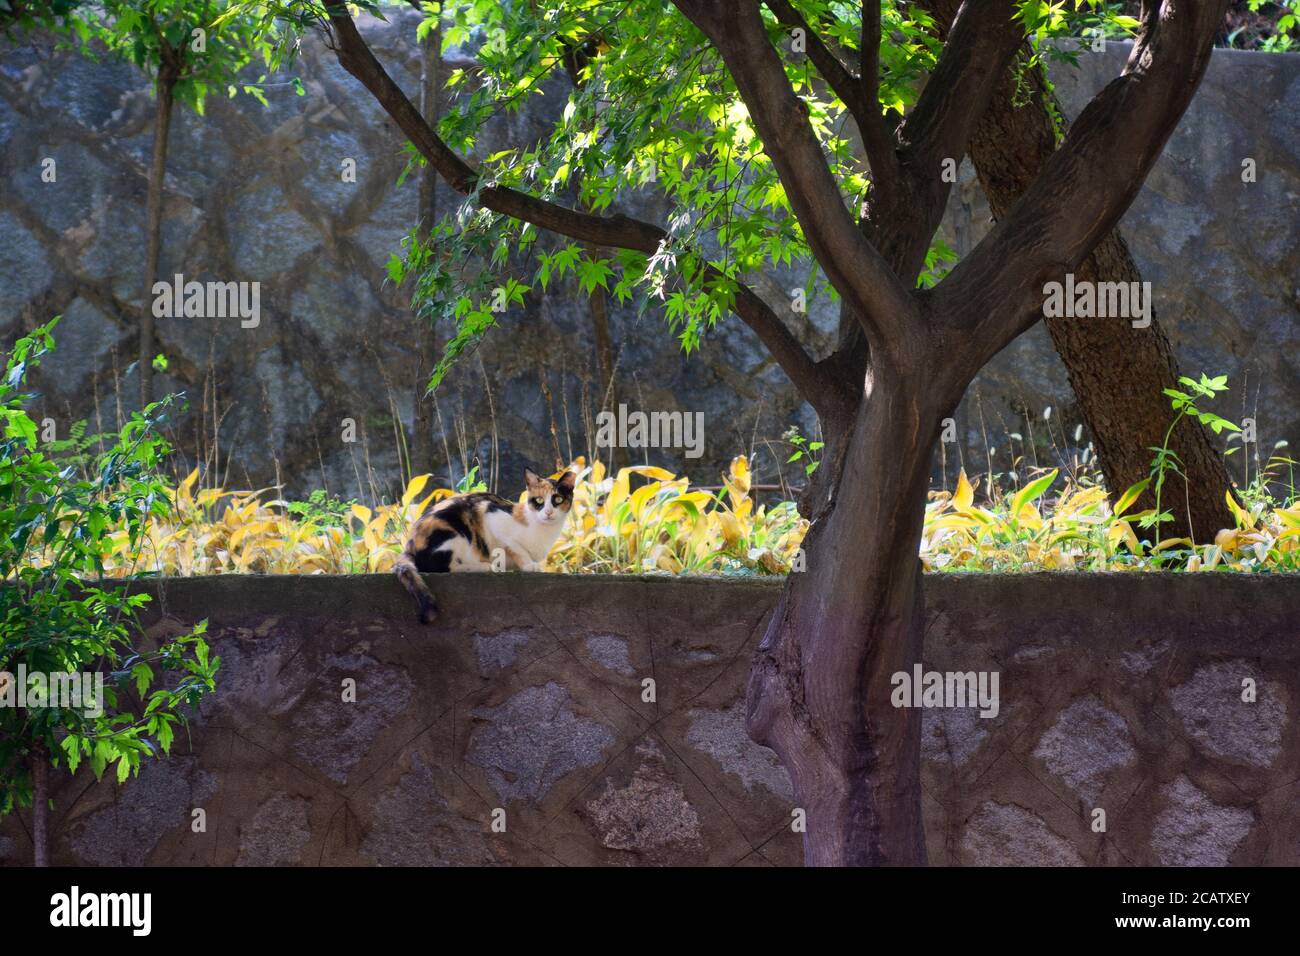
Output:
330 11 659 248
674 0 919 358
860 0 884 131
898 0 1021 199
763 0 859 107
325 7 836 415
930 0 1231 382
763 0 901 194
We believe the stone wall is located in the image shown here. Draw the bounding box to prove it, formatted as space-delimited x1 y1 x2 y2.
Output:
1 12 1296 499
1 572 1296 866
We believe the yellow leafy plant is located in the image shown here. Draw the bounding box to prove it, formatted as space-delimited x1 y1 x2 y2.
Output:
27 457 1299 578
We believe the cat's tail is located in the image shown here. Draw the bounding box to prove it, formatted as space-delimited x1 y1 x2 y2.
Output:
394 553 438 624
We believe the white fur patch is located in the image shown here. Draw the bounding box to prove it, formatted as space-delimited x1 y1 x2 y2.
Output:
483 503 567 568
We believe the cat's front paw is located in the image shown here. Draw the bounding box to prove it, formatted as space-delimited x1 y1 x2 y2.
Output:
521 560 542 572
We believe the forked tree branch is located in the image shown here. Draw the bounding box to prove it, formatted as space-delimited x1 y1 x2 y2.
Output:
929 0 1230 383
815 2 1023 398
674 0 920 359
324 7 840 417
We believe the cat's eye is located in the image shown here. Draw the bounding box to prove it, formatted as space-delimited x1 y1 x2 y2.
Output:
552 494 567 506
532 496 544 507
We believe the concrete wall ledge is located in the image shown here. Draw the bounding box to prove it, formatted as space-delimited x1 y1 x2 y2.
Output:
118 569 1300 629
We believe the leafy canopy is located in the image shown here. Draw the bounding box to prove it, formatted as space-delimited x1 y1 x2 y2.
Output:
230 1 1137 389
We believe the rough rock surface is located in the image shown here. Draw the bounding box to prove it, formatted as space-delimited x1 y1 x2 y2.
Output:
473 628 535 678
584 739 704 861
686 703 793 801
961 802 1086 867
2 21 1294 497
584 634 636 676
1170 660 1285 767
361 754 497 867
1031 696 1137 804
922 706 989 769
466 682 616 805
1151 775 1254 866
67 756 216 867
288 653 415 785
236 793 313 867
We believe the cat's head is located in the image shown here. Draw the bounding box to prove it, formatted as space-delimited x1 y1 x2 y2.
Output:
523 468 577 527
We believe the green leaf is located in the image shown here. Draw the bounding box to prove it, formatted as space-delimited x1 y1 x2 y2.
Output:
1113 478 1150 518
1010 469 1058 518
576 258 615 296
131 661 154 697
60 735 81 775
156 717 175 754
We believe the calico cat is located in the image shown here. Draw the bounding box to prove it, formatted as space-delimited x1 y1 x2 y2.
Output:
394 468 577 623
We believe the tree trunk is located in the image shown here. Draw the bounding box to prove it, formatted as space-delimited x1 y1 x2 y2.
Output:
961 40 1238 540
750 363 939 865
1038 238 1238 542
410 21 442 475
31 743 49 867
139 65 178 409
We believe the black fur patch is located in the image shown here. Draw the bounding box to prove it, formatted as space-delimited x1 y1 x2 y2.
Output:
436 502 486 559
413 529 455 573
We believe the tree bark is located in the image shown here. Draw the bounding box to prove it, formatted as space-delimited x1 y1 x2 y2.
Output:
1038 238 1239 541
750 361 941 865
31 742 49 867
138 63 179 409
957 25 1239 540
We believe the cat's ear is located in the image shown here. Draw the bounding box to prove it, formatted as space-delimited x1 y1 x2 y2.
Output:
556 470 577 493
523 468 541 487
